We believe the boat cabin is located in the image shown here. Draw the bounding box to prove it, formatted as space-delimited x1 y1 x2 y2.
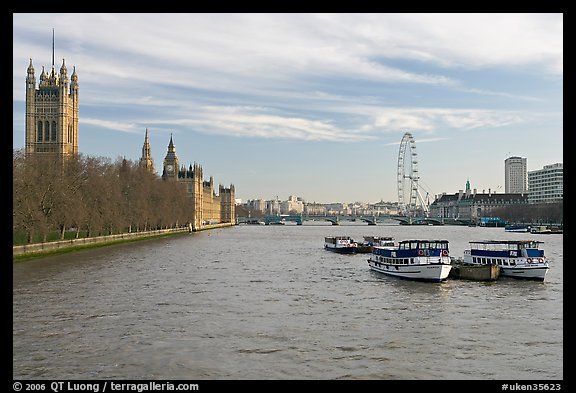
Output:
468 240 544 258
373 239 449 258
363 236 395 247
325 236 354 245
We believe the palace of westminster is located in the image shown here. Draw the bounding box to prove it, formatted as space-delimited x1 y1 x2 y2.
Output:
24 46 235 230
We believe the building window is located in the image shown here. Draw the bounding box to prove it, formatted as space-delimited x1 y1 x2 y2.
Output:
44 121 50 142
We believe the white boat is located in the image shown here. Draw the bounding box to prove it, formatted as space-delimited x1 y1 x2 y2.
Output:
505 224 531 232
530 225 563 234
367 239 452 282
324 236 358 254
463 240 549 281
356 236 395 253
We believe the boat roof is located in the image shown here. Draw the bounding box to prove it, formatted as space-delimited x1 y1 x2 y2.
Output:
469 240 544 245
398 239 449 243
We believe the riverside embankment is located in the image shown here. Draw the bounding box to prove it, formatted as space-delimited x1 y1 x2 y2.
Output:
13 222 235 260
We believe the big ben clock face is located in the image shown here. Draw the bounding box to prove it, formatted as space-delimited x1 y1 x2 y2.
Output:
166 164 173 171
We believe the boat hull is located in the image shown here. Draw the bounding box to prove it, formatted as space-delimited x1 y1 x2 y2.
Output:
500 266 549 281
325 245 357 254
355 245 373 253
368 259 452 282
505 225 531 232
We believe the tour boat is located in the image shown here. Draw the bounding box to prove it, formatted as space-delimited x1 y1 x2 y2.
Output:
505 224 531 232
356 236 395 253
324 236 358 254
462 240 549 281
530 225 563 234
367 239 452 282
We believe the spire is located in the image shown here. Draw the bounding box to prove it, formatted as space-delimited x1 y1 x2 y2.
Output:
60 58 67 75
139 128 155 173
27 58 34 74
52 28 55 68
26 58 35 85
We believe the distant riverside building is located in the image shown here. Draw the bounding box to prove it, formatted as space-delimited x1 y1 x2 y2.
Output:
505 156 527 194
281 195 304 214
429 180 528 222
266 199 281 215
25 38 79 157
304 202 327 215
246 199 267 214
528 163 563 204
141 132 235 230
370 200 400 216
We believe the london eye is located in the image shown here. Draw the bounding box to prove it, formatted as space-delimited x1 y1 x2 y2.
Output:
397 132 429 216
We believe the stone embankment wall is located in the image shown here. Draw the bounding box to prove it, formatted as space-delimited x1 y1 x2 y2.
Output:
13 223 234 256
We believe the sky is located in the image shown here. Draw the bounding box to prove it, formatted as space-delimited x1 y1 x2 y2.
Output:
13 13 563 205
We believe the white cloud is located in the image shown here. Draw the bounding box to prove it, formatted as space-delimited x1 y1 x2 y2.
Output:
158 106 373 142
372 108 529 132
81 118 138 133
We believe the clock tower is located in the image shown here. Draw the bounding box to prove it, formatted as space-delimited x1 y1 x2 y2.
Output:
162 134 179 180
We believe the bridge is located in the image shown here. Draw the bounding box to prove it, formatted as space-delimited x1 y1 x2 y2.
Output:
247 214 449 226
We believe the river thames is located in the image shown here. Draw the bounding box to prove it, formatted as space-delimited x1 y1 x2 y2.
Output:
13 223 563 380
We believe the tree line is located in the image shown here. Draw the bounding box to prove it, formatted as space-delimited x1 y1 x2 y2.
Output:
492 202 563 225
13 149 193 244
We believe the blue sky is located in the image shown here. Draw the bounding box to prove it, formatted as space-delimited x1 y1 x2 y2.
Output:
13 13 563 204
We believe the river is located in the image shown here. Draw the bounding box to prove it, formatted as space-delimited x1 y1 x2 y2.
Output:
13 223 563 380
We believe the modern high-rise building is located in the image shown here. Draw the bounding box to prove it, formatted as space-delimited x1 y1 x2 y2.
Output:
25 31 79 157
528 163 563 204
504 156 527 194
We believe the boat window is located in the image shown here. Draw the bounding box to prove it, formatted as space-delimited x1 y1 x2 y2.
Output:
411 242 418 250
420 242 429 249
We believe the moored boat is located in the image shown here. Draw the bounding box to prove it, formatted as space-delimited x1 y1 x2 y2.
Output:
449 258 500 281
367 239 452 282
324 236 358 254
355 236 395 253
463 240 549 281
505 224 531 232
530 225 563 234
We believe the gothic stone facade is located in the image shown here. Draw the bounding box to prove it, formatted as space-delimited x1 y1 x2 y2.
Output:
142 133 235 230
25 58 79 156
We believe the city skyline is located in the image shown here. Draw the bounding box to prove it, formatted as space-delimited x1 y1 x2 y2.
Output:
13 13 563 203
